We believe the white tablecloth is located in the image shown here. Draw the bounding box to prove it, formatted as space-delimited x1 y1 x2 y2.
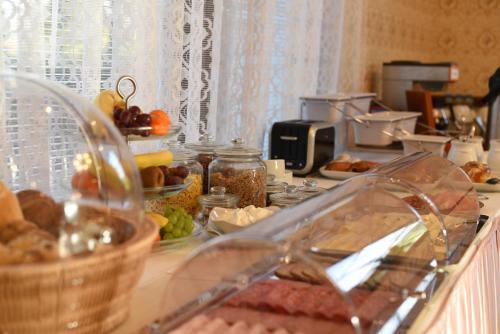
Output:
409 218 500 333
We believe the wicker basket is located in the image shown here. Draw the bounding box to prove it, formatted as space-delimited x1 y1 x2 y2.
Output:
0 213 157 334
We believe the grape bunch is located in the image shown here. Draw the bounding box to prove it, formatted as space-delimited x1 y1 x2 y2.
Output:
159 205 194 240
114 105 152 136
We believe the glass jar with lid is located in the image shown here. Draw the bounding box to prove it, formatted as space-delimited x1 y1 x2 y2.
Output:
269 185 307 208
196 186 239 226
298 179 326 199
146 141 203 216
209 138 267 208
185 134 226 194
266 174 287 206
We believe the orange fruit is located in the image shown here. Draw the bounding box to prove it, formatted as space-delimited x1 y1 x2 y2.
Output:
150 109 171 136
71 171 99 196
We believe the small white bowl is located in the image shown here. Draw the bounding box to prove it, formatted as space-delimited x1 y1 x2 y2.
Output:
211 219 244 234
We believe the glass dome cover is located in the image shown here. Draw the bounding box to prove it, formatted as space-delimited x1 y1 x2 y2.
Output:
155 174 440 334
0 72 156 333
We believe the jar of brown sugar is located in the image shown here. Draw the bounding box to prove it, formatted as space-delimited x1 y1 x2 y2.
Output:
209 138 267 208
185 134 225 194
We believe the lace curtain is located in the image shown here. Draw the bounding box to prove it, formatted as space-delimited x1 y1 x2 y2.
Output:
0 0 346 151
215 0 348 151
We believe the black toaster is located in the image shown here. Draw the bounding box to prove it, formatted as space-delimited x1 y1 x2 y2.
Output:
270 120 335 175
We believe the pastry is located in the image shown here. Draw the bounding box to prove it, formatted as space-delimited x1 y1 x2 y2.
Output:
0 243 24 265
140 166 165 188
351 161 381 173
325 161 352 172
17 190 62 236
8 229 58 263
461 161 491 183
0 181 24 226
0 220 38 244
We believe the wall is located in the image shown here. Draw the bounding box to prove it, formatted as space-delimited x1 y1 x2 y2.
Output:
435 0 500 95
338 0 500 96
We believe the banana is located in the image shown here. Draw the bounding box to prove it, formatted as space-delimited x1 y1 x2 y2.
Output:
146 212 169 228
95 90 125 120
134 151 173 170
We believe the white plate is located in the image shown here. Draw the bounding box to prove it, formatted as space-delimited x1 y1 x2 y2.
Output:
319 166 360 180
473 182 500 192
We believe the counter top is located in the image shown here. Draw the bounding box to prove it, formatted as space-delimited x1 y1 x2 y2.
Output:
114 173 500 334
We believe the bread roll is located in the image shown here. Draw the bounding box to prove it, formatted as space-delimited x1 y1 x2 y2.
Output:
8 229 59 263
0 220 38 244
0 244 24 265
17 190 62 236
0 181 24 226
461 161 491 183
351 161 381 173
325 161 352 172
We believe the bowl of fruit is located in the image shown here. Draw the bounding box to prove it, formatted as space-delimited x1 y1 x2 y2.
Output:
147 205 204 251
135 151 194 200
95 76 180 140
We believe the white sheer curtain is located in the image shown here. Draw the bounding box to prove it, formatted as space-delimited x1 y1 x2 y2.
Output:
211 0 347 152
0 0 212 144
0 0 346 150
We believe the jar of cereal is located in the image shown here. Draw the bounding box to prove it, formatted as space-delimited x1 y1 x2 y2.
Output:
185 134 225 194
146 141 203 216
209 138 266 208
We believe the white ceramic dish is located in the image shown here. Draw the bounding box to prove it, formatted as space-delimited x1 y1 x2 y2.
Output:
211 219 245 234
401 134 451 157
351 111 420 146
351 113 400 146
473 182 500 192
319 166 360 180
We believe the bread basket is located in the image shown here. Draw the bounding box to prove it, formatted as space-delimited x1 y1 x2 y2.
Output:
0 213 156 334
0 72 155 333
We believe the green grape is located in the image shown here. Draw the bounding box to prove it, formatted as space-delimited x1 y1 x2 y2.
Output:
165 222 174 232
184 222 193 234
173 229 182 238
164 205 174 217
163 232 173 240
169 215 178 225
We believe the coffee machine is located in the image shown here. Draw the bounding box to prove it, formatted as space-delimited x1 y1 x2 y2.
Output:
484 68 500 147
382 61 459 110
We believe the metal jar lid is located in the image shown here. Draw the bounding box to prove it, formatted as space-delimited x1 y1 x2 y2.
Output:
198 186 239 208
185 134 225 154
214 138 262 158
269 185 306 207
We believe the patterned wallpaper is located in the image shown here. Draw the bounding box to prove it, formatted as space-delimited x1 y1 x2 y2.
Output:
338 0 500 96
